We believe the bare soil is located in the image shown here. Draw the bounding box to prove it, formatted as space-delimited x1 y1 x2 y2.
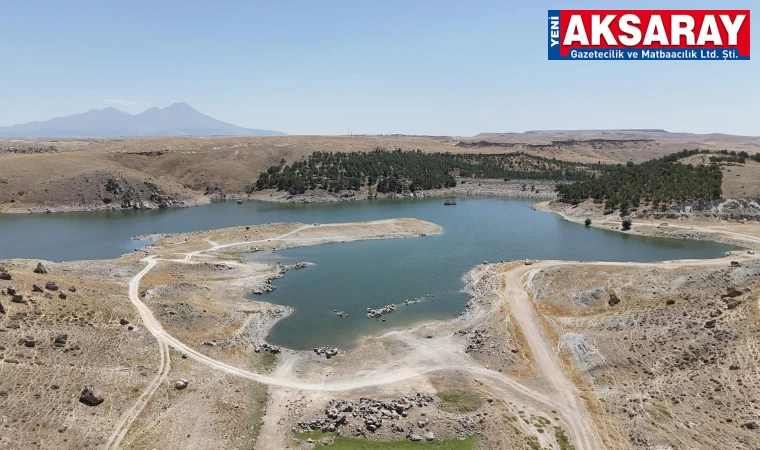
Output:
3 132 758 213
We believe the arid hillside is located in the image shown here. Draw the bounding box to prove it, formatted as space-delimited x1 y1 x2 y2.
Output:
1 132 759 213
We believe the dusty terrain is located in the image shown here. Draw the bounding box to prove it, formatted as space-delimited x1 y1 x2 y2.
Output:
0 219 443 449
528 259 760 449
3 132 759 213
2 210 759 449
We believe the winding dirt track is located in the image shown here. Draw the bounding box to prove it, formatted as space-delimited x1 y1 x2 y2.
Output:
107 220 759 450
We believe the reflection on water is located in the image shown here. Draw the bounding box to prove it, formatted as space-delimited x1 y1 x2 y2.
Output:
0 198 735 348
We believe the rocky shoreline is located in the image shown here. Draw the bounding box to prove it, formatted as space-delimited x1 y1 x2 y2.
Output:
2 197 210 214
249 178 558 204
534 200 760 248
2 178 557 213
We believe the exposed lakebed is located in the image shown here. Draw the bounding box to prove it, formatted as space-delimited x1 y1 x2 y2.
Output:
0 197 736 349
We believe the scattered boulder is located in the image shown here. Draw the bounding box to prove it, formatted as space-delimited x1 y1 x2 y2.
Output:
294 394 435 436
724 298 742 310
58 292 67 300
425 431 435 441
68 286 77 292
313 347 339 359
742 421 758 430
704 319 716 329
34 263 48 274
32 284 43 292
729 364 740 370
79 386 104 406
6 286 16 295
23 337 36 348
408 434 423 442
119 318 130 325
725 287 751 298
45 281 59 291
11 294 25 304
666 299 676 305
54 333 68 347
175 379 189 390
608 292 621 306
0 302 5 314
260 343 281 354
366 303 397 319
0 271 11 280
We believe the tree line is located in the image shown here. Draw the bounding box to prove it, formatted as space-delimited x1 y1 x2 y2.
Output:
556 156 723 212
250 150 604 195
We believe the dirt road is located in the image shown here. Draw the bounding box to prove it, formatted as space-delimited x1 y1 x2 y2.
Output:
109 218 759 450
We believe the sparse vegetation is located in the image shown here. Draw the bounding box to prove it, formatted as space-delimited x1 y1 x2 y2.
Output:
437 389 482 413
584 218 591 227
296 431 478 449
554 426 575 450
622 218 632 230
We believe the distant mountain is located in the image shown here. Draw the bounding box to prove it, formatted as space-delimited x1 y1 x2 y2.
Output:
0 103 286 137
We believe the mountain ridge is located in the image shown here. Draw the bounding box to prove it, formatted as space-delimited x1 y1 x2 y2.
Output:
0 102 286 137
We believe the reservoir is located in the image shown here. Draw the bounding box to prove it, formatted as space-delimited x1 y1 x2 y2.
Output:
0 198 736 349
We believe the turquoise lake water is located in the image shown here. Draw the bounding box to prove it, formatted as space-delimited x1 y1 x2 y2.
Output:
0 198 735 349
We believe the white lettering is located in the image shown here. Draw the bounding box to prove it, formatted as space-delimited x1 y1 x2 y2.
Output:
591 14 617 45
643 15 668 45
720 15 745 46
671 15 695 45
618 14 641 46
697 16 722 45
564 15 589 46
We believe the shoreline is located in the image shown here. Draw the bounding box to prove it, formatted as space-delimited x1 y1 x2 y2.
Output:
0 196 211 215
4 217 759 449
248 178 557 204
0 179 554 214
532 200 760 249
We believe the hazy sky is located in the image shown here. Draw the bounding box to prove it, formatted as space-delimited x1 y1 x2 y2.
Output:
0 1 757 135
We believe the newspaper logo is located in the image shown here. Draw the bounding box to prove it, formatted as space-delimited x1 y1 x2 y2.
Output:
548 10 750 60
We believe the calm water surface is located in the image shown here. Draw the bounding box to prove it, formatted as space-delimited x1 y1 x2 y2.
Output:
0 198 735 349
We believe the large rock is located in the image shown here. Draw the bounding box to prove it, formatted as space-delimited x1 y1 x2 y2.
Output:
34 263 48 274
54 333 68 347
0 302 5 315
726 287 751 298
6 286 16 295
608 292 621 306
45 281 59 291
11 294 26 304
0 272 11 280
79 386 104 406
425 431 435 441
32 284 44 292
175 379 189 390
408 434 423 442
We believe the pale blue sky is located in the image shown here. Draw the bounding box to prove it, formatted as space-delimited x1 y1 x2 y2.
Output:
0 1 756 135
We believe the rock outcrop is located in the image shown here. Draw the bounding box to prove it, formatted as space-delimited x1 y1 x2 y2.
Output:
79 386 104 406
